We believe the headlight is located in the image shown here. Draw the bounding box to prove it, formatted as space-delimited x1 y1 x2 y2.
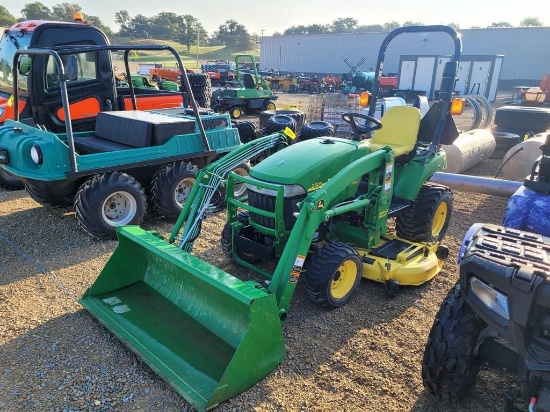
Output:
30 144 43 165
246 182 306 197
470 277 509 320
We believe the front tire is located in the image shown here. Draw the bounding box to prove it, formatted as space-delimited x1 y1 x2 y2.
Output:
422 282 486 401
0 169 24 190
220 211 260 262
263 99 276 111
229 106 243 119
149 162 198 220
305 242 362 307
26 184 71 208
74 172 147 240
396 183 453 242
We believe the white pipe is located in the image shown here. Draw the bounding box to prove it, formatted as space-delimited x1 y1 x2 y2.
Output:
430 172 522 197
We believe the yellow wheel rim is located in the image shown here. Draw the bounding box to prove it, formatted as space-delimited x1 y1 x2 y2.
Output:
232 108 241 118
267 102 276 110
431 201 448 238
331 259 357 299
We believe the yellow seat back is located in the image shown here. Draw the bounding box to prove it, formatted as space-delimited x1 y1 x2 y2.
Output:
369 106 421 156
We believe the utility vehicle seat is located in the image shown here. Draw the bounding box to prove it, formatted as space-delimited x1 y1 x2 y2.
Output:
243 73 256 89
74 110 196 153
368 106 421 157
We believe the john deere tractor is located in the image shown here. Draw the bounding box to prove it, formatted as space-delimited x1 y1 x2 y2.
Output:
213 54 277 119
80 26 463 411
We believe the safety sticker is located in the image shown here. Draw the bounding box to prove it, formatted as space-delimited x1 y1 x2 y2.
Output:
289 271 301 283
293 255 306 272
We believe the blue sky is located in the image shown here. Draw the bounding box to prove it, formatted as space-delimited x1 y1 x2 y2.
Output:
5 0 548 35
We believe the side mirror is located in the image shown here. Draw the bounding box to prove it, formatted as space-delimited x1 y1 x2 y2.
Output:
18 56 31 76
65 55 79 81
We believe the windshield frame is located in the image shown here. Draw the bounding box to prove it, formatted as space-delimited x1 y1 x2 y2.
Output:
0 31 34 98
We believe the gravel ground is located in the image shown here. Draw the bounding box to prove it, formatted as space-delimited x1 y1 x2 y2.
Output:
0 93 519 411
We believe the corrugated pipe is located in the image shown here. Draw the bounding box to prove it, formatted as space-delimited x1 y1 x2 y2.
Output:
430 172 522 197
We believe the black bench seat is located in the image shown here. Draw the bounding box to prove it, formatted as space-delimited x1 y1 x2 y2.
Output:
74 110 196 154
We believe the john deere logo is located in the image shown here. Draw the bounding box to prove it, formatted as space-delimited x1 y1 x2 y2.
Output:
317 200 325 210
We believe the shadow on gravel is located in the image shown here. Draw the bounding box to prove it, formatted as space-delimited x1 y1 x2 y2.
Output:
0 311 196 412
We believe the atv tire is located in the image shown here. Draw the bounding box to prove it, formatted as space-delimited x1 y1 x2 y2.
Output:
396 183 453 242
422 282 486 400
265 115 297 135
259 109 306 134
232 120 258 143
0 169 24 190
149 162 198 220
305 241 362 308
25 184 71 208
74 172 147 240
299 121 335 140
221 211 260 262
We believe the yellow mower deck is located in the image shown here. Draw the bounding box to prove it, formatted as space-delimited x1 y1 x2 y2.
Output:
357 236 442 285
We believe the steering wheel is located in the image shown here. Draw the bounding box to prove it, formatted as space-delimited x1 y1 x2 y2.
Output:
341 112 383 135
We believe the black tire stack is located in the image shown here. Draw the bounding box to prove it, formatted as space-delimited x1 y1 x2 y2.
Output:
186 73 212 108
299 121 335 140
490 131 522 159
259 109 307 135
493 106 550 137
265 115 297 136
232 120 258 143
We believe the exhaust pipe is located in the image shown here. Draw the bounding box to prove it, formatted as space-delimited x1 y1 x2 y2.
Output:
430 172 522 197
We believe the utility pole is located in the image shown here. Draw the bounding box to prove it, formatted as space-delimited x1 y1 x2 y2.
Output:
260 29 265 37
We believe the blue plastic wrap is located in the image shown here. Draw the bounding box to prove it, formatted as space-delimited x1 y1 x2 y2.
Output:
503 186 550 236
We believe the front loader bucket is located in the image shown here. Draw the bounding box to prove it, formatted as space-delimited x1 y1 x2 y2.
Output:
80 226 286 411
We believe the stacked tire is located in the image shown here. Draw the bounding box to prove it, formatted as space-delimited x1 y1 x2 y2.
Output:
187 73 212 108
299 121 335 140
232 120 258 143
265 115 297 135
259 109 307 134
493 106 550 137
490 131 522 159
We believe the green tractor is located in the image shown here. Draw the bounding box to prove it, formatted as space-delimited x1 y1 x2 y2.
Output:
213 54 277 119
81 26 463 411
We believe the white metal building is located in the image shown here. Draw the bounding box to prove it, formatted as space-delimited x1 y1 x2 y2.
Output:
259 27 550 89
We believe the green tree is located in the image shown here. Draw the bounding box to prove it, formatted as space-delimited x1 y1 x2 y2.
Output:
86 15 113 36
447 22 460 30
283 24 330 35
403 20 424 26
520 17 543 27
149 12 181 40
488 21 512 28
356 24 384 32
51 2 82 21
115 9 131 35
21 2 52 20
211 19 253 51
0 5 17 26
383 21 401 32
331 18 358 33
178 15 207 51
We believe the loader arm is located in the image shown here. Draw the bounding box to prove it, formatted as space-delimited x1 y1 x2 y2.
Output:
263 146 395 317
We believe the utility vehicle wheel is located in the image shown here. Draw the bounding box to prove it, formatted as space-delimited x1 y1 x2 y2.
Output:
422 282 486 401
0 169 24 190
305 242 362 308
213 104 225 114
220 211 260 262
396 183 453 242
74 172 147 240
149 162 198 220
229 106 243 119
26 184 71 208
263 100 276 111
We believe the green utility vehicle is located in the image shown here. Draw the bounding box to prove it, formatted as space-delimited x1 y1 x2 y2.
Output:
213 54 277 119
81 26 462 410
0 44 244 239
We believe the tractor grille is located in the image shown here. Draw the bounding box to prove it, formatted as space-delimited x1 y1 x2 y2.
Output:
202 117 228 130
247 189 305 231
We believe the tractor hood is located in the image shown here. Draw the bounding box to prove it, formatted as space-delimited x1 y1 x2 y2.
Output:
250 137 360 192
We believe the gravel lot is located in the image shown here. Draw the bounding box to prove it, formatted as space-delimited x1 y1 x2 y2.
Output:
0 92 518 411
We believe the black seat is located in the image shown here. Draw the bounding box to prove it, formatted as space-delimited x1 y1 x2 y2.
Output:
242 73 256 89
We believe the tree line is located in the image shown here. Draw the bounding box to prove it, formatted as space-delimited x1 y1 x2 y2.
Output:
0 4 546 51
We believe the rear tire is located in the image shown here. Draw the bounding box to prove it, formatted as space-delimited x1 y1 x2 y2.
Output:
422 282 486 400
26 184 71 208
0 169 24 190
305 242 362 307
263 99 276 111
74 172 146 240
149 162 198 220
229 106 243 119
396 183 453 242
